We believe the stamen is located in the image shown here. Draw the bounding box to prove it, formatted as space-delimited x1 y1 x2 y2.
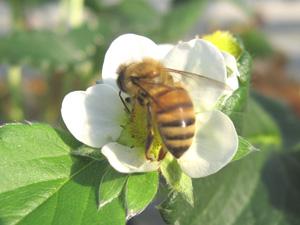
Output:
117 102 163 161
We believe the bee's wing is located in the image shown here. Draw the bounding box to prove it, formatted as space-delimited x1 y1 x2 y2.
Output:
136 79 178 110
165 68 234 112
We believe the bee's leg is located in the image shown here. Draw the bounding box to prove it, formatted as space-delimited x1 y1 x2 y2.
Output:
137 95 145 106
137 91 147 106
145 131 154 160
145 103 155 160
158 147 167 161
119 91 130 113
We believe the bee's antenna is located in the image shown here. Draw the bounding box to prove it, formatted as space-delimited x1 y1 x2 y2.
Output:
119 91 130 113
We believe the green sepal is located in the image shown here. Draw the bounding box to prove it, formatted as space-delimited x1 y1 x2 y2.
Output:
233 136 259 161
125 171 159 219
98 166 128 209
160 154 194 206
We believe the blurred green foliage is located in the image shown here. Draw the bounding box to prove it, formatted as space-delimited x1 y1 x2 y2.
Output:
0 0 210 124
0 0 274 124
240 30 274 57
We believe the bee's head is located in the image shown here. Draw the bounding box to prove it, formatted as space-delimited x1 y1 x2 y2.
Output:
116 64 128 93
117 63 139 96
117 59 163 95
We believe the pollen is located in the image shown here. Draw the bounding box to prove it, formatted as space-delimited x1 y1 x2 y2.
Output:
130 103 148 145
117 103 163 161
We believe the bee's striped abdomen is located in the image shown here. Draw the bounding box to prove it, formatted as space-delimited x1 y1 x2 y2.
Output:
151 87 195 158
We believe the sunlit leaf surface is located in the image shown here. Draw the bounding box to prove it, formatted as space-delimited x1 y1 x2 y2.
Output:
125 172 159 219
0 123 126 225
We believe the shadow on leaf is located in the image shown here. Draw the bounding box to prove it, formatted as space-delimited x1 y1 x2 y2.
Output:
54 128 108 205
262 149 300 223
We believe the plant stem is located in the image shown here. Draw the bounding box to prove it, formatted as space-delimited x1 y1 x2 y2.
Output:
59 0 85 28
7 66 24 121
10 0 26 31
59 0 69 28
69 0 85 28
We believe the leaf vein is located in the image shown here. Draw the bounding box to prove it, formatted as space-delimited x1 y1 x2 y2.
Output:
12 160 96 225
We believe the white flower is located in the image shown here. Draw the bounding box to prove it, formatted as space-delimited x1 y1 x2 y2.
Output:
61 34 239 178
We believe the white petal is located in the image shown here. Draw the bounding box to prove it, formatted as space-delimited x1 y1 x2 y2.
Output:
163 39 227 83
101 143 159 173
178 110 238 178
222 51 240 91
101 34 159 89
61 84 125 148
157 44 174 60
163 39 230 112
226 74 239 92
184 76 232 113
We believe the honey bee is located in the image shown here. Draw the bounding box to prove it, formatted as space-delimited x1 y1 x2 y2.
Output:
117 58 228 160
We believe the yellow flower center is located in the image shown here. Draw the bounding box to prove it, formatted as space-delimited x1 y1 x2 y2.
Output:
117 102 163 161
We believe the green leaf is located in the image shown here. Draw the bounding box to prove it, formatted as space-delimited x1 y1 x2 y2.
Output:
240 29 274 57
71 145 104 161
233 136 259 161
242 98 281 148
252 92 300 149
258 148 300 224
125 172 159 219
152 0 209 42
0 123 126 225
0 25 101 70
160 147 300 225
97 198 126 225
219 86 248 133
159 151 265 225
98 167 128 208
160 154 193 206
237 51 252 86
159 96 294 225
106 0 161 34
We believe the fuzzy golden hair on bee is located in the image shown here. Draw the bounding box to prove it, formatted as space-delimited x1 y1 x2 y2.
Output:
116 58 196 159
